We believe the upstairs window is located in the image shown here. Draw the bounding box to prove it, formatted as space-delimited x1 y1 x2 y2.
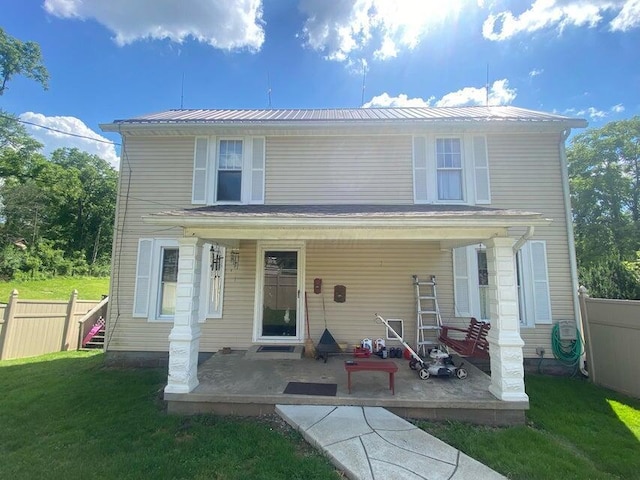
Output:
436 138 463 201
413 135 489 205
217 139 243 202
192 136 265 205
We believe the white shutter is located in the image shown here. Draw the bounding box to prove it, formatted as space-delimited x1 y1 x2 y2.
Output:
413 136 427 202
453 247 472 317
251 137 265 203
133 239 153 317
530 241 552 323
192 137 209 204
473 136 490 204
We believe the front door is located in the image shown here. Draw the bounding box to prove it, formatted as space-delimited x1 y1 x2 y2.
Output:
254 243 305 342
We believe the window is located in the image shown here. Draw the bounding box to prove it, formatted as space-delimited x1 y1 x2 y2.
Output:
453 241 551 326
412 135 488 204
217 139 243 202
436 138 463 200
133 238 179 321
159 247 179 317
192 136 265 205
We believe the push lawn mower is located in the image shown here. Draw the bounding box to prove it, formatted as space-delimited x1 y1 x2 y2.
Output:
375 313 468 380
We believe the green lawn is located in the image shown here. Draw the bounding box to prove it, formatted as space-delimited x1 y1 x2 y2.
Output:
418 374 640 480
2 352 638 480
0 276 110 302
0 351 340 480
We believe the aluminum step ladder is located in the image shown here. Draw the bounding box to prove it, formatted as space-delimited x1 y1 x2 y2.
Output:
413 275 443 357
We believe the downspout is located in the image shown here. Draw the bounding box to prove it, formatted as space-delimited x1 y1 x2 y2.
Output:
512 226 535 254
559 128 588 377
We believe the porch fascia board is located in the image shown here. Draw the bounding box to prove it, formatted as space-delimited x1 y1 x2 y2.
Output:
184 226 509 241
143 214 551 235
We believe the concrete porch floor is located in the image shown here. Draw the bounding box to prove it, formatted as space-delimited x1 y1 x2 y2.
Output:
165 351 528 425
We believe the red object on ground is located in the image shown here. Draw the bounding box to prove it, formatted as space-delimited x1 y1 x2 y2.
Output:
403 347 412 360
353 347 372 358
344 360 399 395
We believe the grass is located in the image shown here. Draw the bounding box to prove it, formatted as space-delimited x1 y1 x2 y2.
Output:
2 352 638 480
418 374 640 480
0 276 110 302
0 351 340 480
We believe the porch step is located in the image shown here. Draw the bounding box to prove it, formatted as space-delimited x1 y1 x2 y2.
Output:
244 345 304 360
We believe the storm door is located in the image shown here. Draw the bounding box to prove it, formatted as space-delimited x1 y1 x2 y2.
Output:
259 250 300 339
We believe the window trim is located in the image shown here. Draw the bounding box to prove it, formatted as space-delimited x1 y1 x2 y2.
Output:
214 137 245 204
133 238 180 323
435 137 464 202
413 134 487 205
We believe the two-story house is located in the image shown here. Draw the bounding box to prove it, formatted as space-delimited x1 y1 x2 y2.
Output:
101 106 586 405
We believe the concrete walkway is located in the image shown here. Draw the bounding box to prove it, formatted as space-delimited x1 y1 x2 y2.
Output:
276 405 506 480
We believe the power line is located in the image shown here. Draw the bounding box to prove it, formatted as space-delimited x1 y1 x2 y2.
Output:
0 113 121 146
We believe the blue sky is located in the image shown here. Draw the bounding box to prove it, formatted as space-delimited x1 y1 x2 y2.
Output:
1 0 639 168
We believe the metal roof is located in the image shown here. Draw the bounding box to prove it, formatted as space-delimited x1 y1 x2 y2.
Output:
109 106 586 127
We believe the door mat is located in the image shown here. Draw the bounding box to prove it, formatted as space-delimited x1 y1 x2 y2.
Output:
283 382 338 396
257 346 295 353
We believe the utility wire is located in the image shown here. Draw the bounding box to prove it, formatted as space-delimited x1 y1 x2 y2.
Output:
0 113 120 146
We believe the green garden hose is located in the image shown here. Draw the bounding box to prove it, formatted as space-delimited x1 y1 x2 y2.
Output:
551 323 583 373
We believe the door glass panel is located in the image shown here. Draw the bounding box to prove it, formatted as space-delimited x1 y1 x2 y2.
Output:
262 251 297 337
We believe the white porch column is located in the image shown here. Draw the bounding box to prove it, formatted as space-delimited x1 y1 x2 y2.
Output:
485 237 528 402
165 237 203 394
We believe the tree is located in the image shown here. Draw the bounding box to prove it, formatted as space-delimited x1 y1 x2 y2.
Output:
48 148 118 264
0 27 49 95
567 117 640 298
1 116 117 279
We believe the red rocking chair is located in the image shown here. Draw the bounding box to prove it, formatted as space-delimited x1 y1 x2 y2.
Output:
438 317 490 359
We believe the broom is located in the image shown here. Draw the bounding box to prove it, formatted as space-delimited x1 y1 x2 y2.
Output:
303 291 316 358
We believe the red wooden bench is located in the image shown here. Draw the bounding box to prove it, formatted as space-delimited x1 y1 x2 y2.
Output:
344 360 398 395
438 317 490 359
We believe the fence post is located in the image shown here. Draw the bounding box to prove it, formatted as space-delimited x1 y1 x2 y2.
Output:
578 286 595 383
0 290 19 360
62 289 78 351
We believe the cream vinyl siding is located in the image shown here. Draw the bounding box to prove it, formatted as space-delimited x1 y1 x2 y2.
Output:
199 241 256 350
265 136 413 204
108 136 193 352
487 132 574 357
197 240 456 352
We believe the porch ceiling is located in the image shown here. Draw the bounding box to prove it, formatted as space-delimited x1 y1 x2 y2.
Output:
143 204 550 241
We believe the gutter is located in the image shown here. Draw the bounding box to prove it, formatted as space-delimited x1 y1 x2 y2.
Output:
512 226 535 253
559 128 589 377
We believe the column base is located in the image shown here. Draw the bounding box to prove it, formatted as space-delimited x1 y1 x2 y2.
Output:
489 384 529 402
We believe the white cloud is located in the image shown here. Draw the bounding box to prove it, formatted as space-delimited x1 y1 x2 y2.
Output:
363 79 516 108
44 0 265 50
436 79 516 107
362 93 434 108
611 103 625 112
610 0 640 30
299 0 465 62
529 68 544 77
19 112 120 168
482 0 640 41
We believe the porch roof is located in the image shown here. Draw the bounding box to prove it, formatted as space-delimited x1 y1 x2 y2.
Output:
143 204 550 242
